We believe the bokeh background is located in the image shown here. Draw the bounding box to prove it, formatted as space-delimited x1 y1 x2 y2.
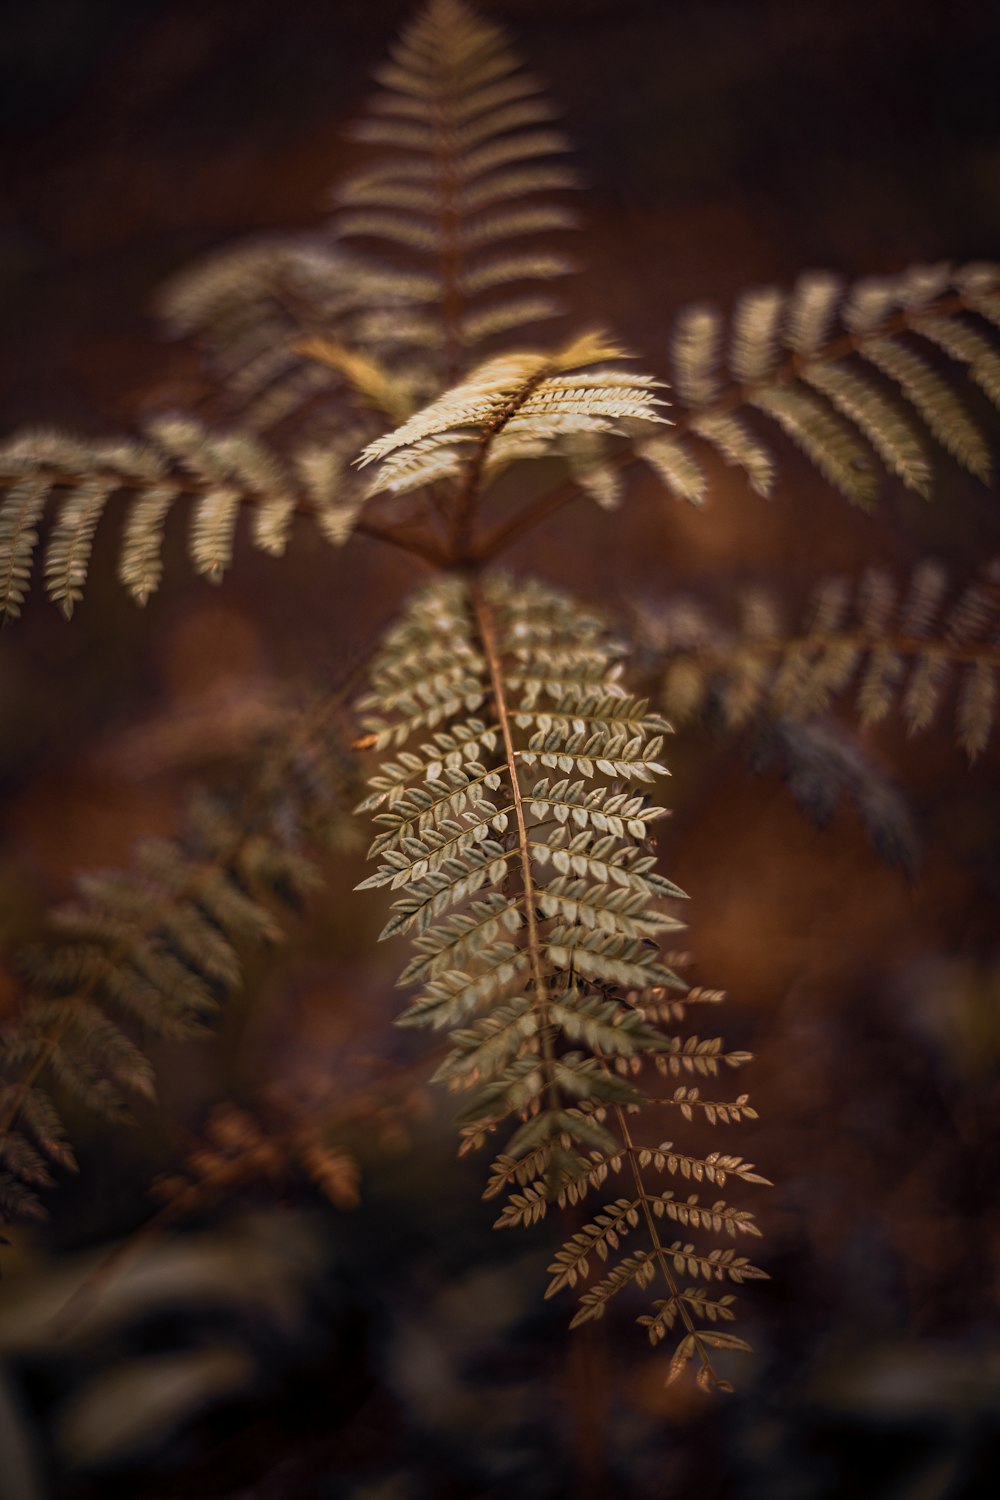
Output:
2 1 1000 1496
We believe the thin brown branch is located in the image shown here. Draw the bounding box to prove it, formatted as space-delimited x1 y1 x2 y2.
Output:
452 369 553 559
469 580 558 1106
472 449 639 562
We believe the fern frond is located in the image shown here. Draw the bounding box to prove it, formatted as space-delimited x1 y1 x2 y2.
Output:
331 0 580 373
356 571 767 1388
646 561 1000 760
0 418 372 618
0 690 354 1225
651 262 1000 507
358 331 665 496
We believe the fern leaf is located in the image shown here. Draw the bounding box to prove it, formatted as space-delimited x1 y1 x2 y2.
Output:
188 487 241 582
155 237 435 430
0 475 49 618
358 331 664 496
659 263 1000 508
862 337 992 481
638 435 708 506
800 364 932 496
688 413 775 496
0 415 378 617
330 0 580 368
118 484 178 603
748 386 878 507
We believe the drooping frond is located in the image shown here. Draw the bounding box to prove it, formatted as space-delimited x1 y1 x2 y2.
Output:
543 995 770 1393
357 330 666 496
643 560 1000 761
330 0 580 376
354 571 768 1389
155 237 437 433
645 262 1000 508
0 419 370 619
0 693 354 1227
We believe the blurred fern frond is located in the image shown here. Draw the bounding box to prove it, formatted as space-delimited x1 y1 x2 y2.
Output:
155 238 436 435
0 418 372 619
0 695 355 1227
152 1057 428 1231
645 262 1000 508
331 0 580 378
355 572 767 1387
641 560 1000 760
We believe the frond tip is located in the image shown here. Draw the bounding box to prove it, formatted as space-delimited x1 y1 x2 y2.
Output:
357 331 666 496
331 0 581 368
354 571 768 1389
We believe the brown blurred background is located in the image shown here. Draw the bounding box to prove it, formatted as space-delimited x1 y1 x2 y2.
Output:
2 2 1000 1497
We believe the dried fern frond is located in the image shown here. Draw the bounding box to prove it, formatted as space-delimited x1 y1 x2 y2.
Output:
643 561 1000 761
647 262 1000 508
331 0 580 375
354 572 767 1389
0 693 354 1227
357 330 666 496
0 419 369 619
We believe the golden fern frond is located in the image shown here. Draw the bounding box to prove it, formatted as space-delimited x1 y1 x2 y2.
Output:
0 693 354 1227
154 237 439 432
357 330 666 496
331 0 580 374
0 419 369 619
646 262 1000 508
355 572 768 1389
645 560 1000 760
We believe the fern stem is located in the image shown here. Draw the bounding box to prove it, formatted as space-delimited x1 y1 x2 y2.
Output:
452 371 551 558
473 450 638 561
432 89 464 385
469 579 559 1108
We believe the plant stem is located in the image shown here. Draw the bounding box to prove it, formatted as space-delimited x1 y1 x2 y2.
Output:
469 580 559 1109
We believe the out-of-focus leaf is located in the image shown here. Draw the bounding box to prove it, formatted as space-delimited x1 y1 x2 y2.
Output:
55 1347 255 1468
